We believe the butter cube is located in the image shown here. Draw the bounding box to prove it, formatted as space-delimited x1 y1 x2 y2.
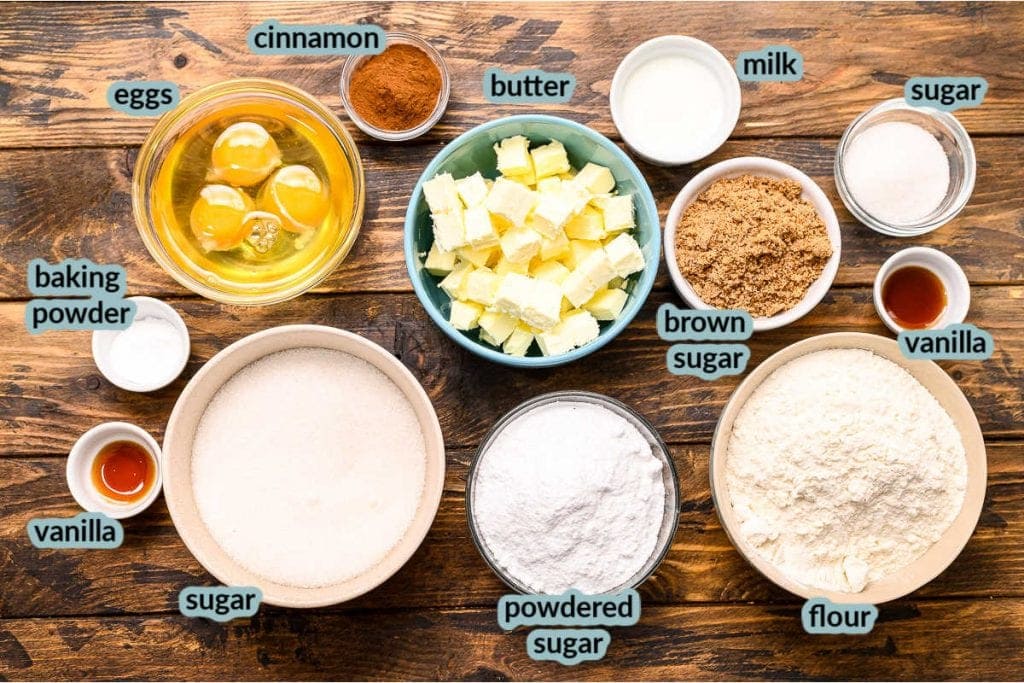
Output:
464 206 500 248
449 300 483 331
478 310 518 346
585 288 628 321
423 173 463 214
524 214 559 241
605 233 646 277
565 206 605 241
493 273 533 318
485 177 535 227
573 163 616 194
431 209 466 252
531 259 571 286
531 140 571 179
494 256 530 276
536 176 562 193
596 194 635 233
539 229 570 260
561 268 600 309
561 239 602 270
576 249 616 290
463 268 501 305
456 172 490 208
439 262 473 298
503 325 535 357
536 310 600 356
457 245 497 268
505 167 537 187
521 278 562 330
500 227 542 264
494 136 533 177
533 187 578 234
425 242 457 276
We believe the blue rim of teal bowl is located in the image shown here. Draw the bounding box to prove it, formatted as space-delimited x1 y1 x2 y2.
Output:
404 114 660 368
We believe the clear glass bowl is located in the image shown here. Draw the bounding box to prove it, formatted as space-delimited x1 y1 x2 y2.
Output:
132 78 365 305
834 98 975 237
466 391 680 594
340 32 450 141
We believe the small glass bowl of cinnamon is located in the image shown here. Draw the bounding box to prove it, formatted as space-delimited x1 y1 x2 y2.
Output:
341 32 450 142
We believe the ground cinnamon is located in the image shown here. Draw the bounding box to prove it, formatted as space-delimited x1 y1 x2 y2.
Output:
348 43 442 132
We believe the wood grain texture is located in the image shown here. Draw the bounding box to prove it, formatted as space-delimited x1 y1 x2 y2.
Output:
1 3 1023 148
2 288 1022 455
2 442 1021 618
2 600 1023 681
1 137 1022 300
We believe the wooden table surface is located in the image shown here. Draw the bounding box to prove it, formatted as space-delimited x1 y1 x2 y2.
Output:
2 2 1023 680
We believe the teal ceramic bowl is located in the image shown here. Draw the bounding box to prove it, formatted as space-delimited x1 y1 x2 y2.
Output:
404 115 660 368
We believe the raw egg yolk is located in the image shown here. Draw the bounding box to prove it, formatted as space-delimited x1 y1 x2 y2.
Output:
258 165 329 233
211 122 282 187
190 184 254 252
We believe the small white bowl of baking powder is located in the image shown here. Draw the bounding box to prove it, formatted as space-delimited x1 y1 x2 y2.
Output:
610 35 741 166
92 296 190 392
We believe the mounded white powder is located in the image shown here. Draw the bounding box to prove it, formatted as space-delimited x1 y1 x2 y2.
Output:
843 120 951 224
192 347 426 588
726 348 967 593
472 400 666 594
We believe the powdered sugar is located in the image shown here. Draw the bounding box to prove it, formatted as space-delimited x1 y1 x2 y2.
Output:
472 400 666 594
725 348 967 593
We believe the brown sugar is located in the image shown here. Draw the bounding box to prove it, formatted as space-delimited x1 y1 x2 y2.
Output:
348 44 442 132
674 175 833 318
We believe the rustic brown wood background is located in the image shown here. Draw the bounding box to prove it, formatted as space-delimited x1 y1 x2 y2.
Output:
1 2 1023 680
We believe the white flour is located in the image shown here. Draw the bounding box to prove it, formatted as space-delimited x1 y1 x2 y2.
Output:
472 400 666 594
192 347 426 588
726 349 967 593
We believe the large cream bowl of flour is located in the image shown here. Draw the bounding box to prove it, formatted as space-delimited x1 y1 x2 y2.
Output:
711 332 985 604
162 325 445 608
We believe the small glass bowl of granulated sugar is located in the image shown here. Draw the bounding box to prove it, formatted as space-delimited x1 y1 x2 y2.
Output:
835 98 975 237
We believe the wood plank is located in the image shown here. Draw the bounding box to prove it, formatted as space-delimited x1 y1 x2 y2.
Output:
2 599 1022 680
3 288 1020 456
1 3 1023 148
2 440 1020 617
1 136 1022 300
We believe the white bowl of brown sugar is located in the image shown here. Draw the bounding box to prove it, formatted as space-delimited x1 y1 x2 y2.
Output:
664 157 841 332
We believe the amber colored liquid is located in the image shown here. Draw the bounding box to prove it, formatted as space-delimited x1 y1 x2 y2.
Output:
91 440 156 503
882 265 947 329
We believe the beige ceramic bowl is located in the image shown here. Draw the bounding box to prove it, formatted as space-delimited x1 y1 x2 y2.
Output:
711 332 986 604
162 325 445 608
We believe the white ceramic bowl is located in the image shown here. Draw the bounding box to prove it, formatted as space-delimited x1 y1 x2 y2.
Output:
711 332 986 604
92 296 190 392
162 324 446 608
664 156 842 331
873 247 970 334
610 35 741 165
66 421 163 519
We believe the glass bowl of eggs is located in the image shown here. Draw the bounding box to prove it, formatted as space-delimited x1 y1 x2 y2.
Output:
132 79 365 305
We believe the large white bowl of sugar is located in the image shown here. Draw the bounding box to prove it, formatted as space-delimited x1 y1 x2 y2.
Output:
163 324 445 608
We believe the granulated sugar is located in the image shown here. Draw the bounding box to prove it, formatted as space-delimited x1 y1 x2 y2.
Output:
472 400 666 594
192 347 426 588
726 348 967 593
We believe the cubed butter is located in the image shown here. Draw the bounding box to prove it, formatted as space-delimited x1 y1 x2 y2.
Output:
536 176 562 193
463 268 501 305
456 172 490 208
565 206 605 241
539 228 570 260
576 249 616 290
585 288 628 321
536 310 600 356
561 239 603 270
493 273 534 318
533 187 579 234
530 140 571 179
485 177 535 227
494 136 533 177
494 256 531 276
499 226 542 263
464 205 500 248
423 173 462 214
439 262 473 298
449 300 483 331
531 259 571 285
605 233 646 277
424 242 457 276
502 325 535 357
520 278 562 331
431 209 466 252
573 163 616 194
561 268 601 309
478 310 518 345
457 245 497 268
597 194 635 233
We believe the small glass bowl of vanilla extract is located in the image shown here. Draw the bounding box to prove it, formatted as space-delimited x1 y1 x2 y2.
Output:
873 247 971 334
67 422 162 519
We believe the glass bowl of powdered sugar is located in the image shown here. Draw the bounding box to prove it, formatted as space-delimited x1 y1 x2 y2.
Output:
835 98 976 237
466 391 680 595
